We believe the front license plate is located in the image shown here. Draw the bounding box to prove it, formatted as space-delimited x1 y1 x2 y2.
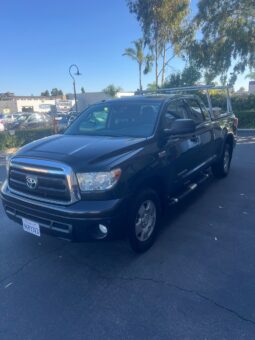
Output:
22 218 41 237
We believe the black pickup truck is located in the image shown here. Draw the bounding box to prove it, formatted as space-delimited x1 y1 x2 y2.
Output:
1 86 238 252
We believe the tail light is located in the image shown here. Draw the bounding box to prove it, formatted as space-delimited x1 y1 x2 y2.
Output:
234 116 238 129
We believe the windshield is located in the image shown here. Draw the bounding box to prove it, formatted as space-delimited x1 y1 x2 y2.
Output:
65 101 161 138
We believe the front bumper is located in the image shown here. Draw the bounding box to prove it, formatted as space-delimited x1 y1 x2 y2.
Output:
1 181 128 241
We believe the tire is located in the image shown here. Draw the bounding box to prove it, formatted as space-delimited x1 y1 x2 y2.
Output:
128 188 161 253
212 143 232 178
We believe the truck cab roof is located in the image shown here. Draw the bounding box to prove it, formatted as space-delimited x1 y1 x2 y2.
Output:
103 94 201 105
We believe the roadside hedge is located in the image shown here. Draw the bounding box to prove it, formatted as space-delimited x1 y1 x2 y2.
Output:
189 93 255 128
208 93 255 111
0 128 54 151
236 111 255 128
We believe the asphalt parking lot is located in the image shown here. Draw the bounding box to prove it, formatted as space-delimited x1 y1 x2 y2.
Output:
1 132 255 339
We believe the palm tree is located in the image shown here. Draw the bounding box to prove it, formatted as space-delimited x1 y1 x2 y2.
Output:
245 72 255 80
123 39 153 92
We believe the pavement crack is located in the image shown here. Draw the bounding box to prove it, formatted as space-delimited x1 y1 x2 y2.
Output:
113 275 255 326
0 243 67 285
48 251 255 327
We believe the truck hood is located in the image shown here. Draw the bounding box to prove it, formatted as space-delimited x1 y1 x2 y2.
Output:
14 134 147 171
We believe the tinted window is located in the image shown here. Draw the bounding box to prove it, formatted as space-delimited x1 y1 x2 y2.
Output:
163 100 188 129
65 101 161 138
185 99 205 124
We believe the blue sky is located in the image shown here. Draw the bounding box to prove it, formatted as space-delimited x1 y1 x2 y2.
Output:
0 0 248 95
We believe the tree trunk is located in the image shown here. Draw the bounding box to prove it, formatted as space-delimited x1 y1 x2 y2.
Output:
161 45 166 86
139 63 142 92
155 40 159 88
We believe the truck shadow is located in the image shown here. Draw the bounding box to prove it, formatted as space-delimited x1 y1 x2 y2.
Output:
61 175 217 277
159 175 215 236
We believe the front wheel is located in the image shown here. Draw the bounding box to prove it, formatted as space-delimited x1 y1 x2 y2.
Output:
128 189 161 253
212 143 232 178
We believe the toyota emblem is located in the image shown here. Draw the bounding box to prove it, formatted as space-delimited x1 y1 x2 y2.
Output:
26 175 38 190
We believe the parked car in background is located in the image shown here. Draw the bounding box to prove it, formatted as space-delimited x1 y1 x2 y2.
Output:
1 113 20 126
0 114 5 131
67 110 78 116
68 111 79 126
52 114 70 132
7 112 53 130
4 113 18 121
51 111 78 131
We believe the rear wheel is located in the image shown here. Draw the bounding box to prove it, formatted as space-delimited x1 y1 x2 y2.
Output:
128 188 161 253
212 143 232 178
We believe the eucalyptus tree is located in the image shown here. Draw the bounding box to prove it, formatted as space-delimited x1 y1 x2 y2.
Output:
127 0 190 87
162 65 201 88
189 0 255 84
245 72 255 80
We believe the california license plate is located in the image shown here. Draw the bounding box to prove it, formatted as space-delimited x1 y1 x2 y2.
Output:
22 218 41 237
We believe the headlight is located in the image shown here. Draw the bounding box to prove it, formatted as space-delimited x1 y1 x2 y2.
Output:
76 168 122 192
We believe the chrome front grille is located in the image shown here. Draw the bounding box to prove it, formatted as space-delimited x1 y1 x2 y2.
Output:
8 158 81 205
9 168 70 201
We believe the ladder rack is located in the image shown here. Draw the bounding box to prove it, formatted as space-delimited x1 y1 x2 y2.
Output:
138 85 233 115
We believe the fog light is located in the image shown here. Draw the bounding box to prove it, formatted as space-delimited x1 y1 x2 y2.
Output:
99 224 108 234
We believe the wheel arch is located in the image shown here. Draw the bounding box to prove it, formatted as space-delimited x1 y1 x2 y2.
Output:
226 133 234 147
132 175 166 213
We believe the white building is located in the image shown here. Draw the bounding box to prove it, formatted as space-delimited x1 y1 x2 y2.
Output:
249 81 255 94
116 91 134 98
75 91 135 112
0 91 134 115
0 94 74 114
16 97 56 113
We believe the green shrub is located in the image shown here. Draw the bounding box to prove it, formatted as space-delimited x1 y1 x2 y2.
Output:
192 92 255 128
198 93 255 112
231 95 255 111
0 128 54 151
236 111 255 128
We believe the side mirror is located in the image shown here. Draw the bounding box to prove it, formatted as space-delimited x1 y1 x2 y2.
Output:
164 119 196 135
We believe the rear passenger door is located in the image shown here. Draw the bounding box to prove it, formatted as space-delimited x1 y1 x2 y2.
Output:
184 98 215 171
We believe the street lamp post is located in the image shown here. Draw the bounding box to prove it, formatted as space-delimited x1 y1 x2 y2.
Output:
69 64 81 113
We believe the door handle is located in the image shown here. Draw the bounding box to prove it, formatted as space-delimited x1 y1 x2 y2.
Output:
158 150 167 159
190 135 199 143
